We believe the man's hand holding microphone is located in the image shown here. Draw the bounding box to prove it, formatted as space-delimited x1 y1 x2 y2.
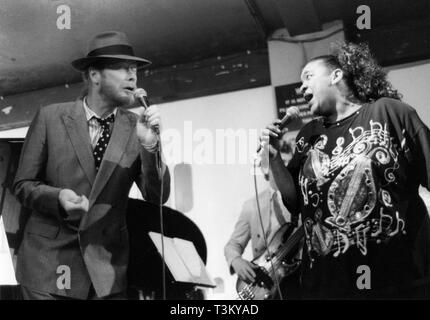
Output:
134 88 161 153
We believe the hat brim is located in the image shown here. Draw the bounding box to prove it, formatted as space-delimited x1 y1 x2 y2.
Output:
71 55 152 71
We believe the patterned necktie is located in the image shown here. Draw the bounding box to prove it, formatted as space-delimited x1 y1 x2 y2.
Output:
93 114 115 171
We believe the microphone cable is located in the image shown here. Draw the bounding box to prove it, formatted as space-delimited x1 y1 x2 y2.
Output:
139 97 167 300
253 143 284 300
155 135 166 301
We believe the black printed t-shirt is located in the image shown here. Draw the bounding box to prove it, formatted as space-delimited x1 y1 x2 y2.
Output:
287 97 430 299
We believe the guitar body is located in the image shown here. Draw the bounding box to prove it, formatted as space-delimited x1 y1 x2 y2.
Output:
236 223 304 300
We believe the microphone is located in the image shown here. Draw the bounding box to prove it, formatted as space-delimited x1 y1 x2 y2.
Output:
278 106 301 129
133 88 160 135
256 106 300 153
133 88 150 109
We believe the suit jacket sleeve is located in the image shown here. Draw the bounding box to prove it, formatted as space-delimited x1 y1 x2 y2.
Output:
224 200 252 274
135 145 171 204
12 107 63 218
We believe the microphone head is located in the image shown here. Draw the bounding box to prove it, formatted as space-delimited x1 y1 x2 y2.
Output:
279 106 301 128
286 106 300 119
133 88 149 108
133 88 147 99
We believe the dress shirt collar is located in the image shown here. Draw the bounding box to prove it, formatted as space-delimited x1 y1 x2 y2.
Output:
83 97 117 121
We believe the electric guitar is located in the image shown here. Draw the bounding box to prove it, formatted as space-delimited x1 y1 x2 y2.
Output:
236 223 304 300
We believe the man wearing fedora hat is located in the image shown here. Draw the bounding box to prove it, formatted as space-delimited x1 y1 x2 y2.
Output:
13 31 171 299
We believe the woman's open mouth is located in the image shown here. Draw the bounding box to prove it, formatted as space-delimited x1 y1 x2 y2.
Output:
303 93 313 103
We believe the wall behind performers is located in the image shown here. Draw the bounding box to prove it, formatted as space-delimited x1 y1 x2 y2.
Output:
131 86 276 300
0 61 429 299
387 60 430 127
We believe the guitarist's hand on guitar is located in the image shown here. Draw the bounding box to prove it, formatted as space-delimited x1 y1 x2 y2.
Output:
232 257 258 284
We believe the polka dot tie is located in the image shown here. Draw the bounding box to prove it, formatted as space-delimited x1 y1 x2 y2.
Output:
93 114 115 171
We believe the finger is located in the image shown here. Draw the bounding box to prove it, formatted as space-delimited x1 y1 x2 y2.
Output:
265 125 280 134
67 193 82 203
247 266 257 278
266 128 280 138
243 270 255 283
268 131 279 138
146 116 161 127
64 201 86 211
70 196 83 204
144 106 159 118
267 124 281 134
81 196 89 212
261 129 271 138
240 273 252 283
137 113 148 124
73 200 89 212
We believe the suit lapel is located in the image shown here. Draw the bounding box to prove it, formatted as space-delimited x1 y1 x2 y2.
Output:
89 108 134 207
62 99 96 186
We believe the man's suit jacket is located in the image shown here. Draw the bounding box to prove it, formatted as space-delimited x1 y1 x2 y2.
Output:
224 188 290 272
12 99 170 299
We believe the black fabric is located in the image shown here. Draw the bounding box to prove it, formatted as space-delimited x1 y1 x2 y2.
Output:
93 114 115 170
272 192 287 226
287 97 430 299
87 44 134 57
21 285 127 300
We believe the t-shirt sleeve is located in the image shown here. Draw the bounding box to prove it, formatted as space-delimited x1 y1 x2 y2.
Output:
413 125 430 189
382 98 430 189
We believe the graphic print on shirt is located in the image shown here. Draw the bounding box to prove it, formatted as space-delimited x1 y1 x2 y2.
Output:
299 120 406 261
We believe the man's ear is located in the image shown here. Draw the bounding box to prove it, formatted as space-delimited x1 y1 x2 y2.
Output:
330 68 343 85
88 67 101 85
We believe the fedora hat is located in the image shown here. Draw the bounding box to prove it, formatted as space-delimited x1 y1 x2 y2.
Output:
71 31 151 71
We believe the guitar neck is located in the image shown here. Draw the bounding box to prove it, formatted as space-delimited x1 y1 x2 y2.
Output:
271 226 304 264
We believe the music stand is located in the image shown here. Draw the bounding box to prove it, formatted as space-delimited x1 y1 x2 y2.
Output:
148 232 216 288
0 217 17 286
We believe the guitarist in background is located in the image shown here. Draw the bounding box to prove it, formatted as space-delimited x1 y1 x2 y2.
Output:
261 42 430 299
224 138 301 299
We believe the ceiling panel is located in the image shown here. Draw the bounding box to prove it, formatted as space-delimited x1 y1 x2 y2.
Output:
0 0 266 96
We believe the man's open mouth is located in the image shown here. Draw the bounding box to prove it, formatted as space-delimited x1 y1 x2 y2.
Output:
123 87 135 93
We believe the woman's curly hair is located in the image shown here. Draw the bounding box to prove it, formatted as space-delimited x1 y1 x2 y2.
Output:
310 42 402 102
